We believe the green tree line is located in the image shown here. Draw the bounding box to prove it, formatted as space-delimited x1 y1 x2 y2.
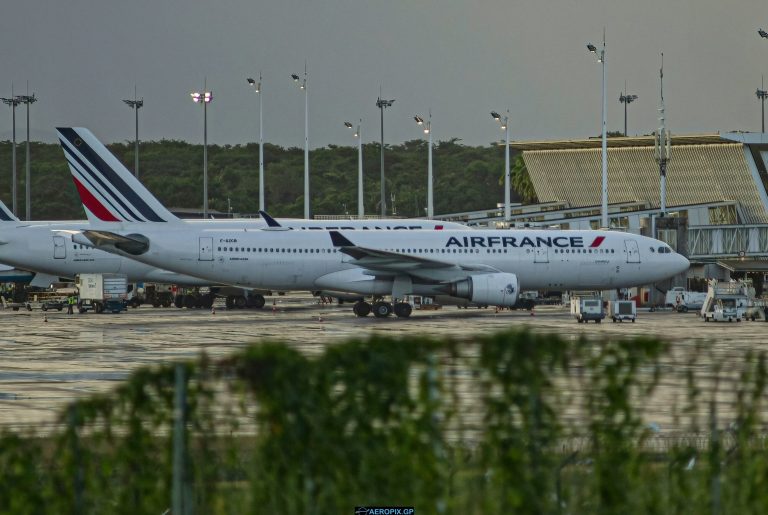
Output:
0 139 536 220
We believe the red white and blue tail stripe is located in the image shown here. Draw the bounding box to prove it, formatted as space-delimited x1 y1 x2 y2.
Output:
56 127 179 224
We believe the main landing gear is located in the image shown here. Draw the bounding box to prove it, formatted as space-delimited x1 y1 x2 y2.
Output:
353 300 413 318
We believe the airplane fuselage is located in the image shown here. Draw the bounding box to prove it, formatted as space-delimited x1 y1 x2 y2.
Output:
96 226 689 294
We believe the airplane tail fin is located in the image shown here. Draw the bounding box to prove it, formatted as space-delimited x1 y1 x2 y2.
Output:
56 127 180 224
0 200 19 222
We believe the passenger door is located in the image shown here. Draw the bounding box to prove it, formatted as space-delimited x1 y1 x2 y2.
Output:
53 235 66 259
199 237 213 261
624 239 640 263
534 246 549 263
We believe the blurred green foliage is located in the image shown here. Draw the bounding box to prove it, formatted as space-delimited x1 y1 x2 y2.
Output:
1 329 768 514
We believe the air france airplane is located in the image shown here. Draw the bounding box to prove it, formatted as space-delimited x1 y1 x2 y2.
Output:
61 128 690 318
0 199 212 287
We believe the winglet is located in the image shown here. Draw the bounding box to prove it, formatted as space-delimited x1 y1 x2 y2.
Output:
329 230 355 247
259 210 281 228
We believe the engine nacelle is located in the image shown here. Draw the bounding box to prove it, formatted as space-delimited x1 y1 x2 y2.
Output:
448 272 519 307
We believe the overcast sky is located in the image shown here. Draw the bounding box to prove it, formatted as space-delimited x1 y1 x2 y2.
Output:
1 0 767 147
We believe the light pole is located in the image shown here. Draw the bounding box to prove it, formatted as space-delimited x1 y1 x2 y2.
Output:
414 112 434 218
123 88 143 178
0 91 21 216
588 33 608 229
291 67 310 219
619 81 637 137
17 93 36 221
345 120 364 219
376 95 395 217
491 110 511 222
247 75 265 212
190 89 212 218
757 76 767 133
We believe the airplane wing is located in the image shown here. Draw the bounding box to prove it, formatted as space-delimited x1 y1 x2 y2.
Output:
328 231 499 276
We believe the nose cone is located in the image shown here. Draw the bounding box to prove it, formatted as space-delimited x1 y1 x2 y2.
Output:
675 253 690 274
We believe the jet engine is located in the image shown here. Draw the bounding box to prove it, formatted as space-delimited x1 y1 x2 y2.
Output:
447 272 519 307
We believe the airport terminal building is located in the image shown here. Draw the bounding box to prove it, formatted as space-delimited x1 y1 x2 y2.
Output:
441 132 768 296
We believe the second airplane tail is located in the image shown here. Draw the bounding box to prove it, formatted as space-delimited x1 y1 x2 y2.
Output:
57 127 180 224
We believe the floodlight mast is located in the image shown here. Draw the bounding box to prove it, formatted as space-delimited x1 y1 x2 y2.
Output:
414 111 434 218
247 74 265 211
190 86 213 218
0 88 21 216
490 110 511 222
123 86 143 179
376 93 395 217
587 32 608 228
757 75 767 133
17 91 37 221
618 80 638 137
292 64 310 218
345 120 364 218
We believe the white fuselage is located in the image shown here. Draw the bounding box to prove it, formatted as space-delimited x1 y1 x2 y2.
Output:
0 218 466 285
90 226 690 294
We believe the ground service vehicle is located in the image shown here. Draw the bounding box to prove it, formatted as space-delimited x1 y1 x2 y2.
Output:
745 301 767 321
665 287 707 312
77 274 128 314
608 300 636 322
571 297 605 323
700 280 749 323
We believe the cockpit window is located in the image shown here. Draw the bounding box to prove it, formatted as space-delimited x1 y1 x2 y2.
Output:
657 246 672 254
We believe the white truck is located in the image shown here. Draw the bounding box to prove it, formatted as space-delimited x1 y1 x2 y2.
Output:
665 287 707 312
76 273 128 314
571 297 605 323
608 300 637 322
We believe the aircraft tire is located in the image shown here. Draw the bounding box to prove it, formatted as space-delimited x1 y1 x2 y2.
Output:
225 296 235 309
394 302 412 318
249 294 266 309
353 301 371 317
234 295 247 309
183 295 196 309
174 295 183 308
197 294 212 309
372 301 392 318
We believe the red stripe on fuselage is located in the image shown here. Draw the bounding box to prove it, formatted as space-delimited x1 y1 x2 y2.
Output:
589 236 606 248
72 177 120 222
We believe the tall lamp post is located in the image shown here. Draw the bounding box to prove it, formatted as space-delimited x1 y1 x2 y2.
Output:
344 120 364 218
0 91 21 216
587 34 608 229
291 67 310 219
17 93 36 221
376 95 395 217
491 110 511 222
757 76 767 133
246 75 265 212
123 88 143 179
414 112 434 218
619 82 638 137
190 89 212 218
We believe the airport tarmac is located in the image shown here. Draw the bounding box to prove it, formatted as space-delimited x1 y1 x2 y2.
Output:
0 295 766 432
